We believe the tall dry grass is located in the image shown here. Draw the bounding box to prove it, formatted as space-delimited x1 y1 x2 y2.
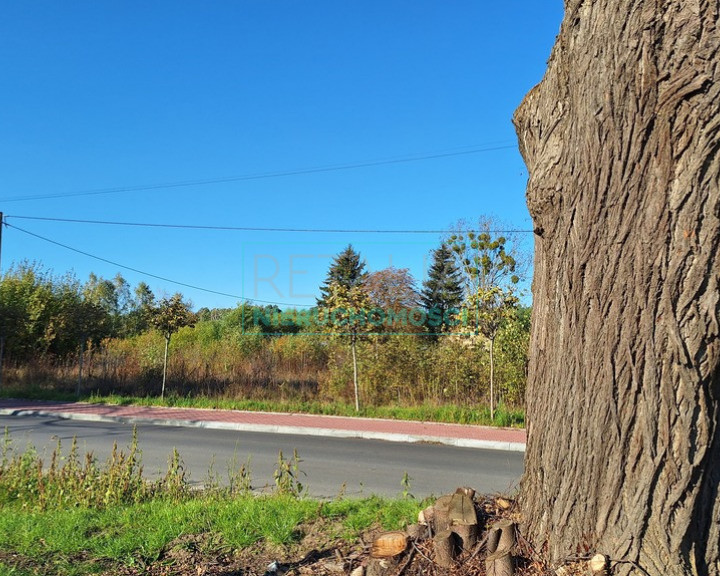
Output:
1 320 526 410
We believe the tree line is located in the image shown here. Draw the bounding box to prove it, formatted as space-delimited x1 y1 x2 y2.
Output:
0 219 530 414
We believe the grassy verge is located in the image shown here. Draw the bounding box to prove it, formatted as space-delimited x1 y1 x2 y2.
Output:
0 429 426 576
90 393 525 427
0 496 422 575
0 385 525 428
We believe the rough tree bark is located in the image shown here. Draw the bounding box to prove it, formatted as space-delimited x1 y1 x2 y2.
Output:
513 1 719 575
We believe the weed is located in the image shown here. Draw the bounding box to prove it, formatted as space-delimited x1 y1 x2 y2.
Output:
273 449 306 498
0 429 425 575
0 427 153 510
204 454 220 491
401 471 414 500
158 447 189 501
228 454 253 496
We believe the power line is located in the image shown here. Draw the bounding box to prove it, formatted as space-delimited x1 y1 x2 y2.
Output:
5 222 315 308
5 214 533 235
0 143 517 203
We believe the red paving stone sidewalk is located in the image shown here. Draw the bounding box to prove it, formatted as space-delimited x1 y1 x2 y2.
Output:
0 399 526 451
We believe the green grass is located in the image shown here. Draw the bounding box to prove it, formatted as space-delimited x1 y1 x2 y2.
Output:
0 429 428 575
0 494 424 575
322 495 425 536
0 384 525 427
0 564 36 576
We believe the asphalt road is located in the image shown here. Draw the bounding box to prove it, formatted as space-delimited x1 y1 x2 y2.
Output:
0 414 524 499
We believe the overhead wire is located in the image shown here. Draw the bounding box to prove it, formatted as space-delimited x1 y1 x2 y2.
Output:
5 214 534 234
0 143 517 203
1 140 529 305
4 222 314 308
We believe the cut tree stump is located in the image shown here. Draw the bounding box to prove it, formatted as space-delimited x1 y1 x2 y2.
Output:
588 554 609 575
370 532 408 558
432 495 454 532
366 557 399 576
448 492 478 550
453 522 478 552
367 533 407 576
486 522 502 553
455 486 476 499
485 520 516 576
433 529 457 568
418 505 434 526
405 523 427 541
449 492 477 524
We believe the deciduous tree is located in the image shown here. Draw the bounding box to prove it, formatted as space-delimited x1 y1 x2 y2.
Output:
150 293 195 399
321 282 374 411
125 281 155 335
364 267 419 333
61 289 106 397
82 272 130 337
513 1 720 573
465 287 518 420
447 219 521 296
494 306 530 406
447 225 521 420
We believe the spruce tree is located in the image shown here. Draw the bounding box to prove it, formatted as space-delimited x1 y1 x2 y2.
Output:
420 243 464 334
317 245 367 307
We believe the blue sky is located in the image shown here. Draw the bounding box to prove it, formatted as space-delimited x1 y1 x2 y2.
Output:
0 2 563 310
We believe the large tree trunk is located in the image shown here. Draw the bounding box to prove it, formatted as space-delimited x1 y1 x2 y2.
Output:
513 1 720 575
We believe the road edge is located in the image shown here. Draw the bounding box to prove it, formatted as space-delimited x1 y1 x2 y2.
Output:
0 408 526 453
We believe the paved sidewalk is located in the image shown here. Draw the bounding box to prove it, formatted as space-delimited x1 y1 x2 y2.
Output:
0 399 526 452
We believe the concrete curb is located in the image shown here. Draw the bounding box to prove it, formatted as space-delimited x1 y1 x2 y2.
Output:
0 408 526 453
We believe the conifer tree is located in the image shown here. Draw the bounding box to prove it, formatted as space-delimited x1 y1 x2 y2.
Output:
420 243 463 334
317 245 367 307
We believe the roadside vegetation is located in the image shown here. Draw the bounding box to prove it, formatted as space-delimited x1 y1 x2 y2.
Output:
0 222 528 576
0 219 529 426
0 388 525 428
0 428 426 576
